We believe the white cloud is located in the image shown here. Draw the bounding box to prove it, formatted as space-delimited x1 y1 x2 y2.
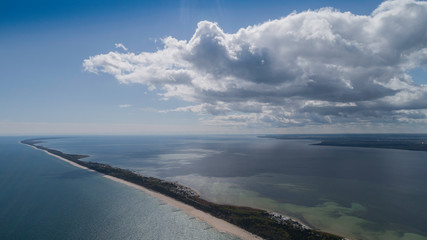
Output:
119 104 131 108
115 43 128 51
84 0 427 129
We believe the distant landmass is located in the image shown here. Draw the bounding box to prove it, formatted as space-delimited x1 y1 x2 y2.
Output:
259 134 427 152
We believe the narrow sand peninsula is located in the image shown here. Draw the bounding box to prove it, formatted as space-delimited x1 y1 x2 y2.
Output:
27 143 262 240
27 144 93 171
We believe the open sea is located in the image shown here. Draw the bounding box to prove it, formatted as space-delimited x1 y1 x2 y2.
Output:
1 135 426 240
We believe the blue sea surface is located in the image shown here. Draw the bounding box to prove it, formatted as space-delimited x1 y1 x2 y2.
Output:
38 135 427 240
0 137 239 240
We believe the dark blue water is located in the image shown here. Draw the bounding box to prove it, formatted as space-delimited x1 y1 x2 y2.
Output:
0 137 239 240
38 135 427 240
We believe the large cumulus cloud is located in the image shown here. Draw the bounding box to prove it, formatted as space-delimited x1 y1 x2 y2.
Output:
84 0 427 128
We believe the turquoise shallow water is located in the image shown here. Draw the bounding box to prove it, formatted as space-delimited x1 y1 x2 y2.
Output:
0 137 239 240
39 135 427 240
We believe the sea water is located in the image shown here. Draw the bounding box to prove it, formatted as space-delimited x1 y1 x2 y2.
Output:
38 135 427 240
0 137 239 240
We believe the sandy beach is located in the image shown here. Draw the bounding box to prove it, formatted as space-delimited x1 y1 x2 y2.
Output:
25 143 262 240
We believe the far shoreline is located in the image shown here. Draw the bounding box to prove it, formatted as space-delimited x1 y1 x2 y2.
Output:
259 134 427 152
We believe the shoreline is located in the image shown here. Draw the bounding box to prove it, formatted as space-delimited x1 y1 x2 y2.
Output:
103 175 262 240
23 142 261 240
26 144 92 171
21 138 344 240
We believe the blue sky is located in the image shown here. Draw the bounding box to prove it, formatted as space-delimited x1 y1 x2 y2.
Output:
1 0 426 135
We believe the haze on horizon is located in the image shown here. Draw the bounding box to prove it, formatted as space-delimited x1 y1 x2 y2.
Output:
1 0 426 135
